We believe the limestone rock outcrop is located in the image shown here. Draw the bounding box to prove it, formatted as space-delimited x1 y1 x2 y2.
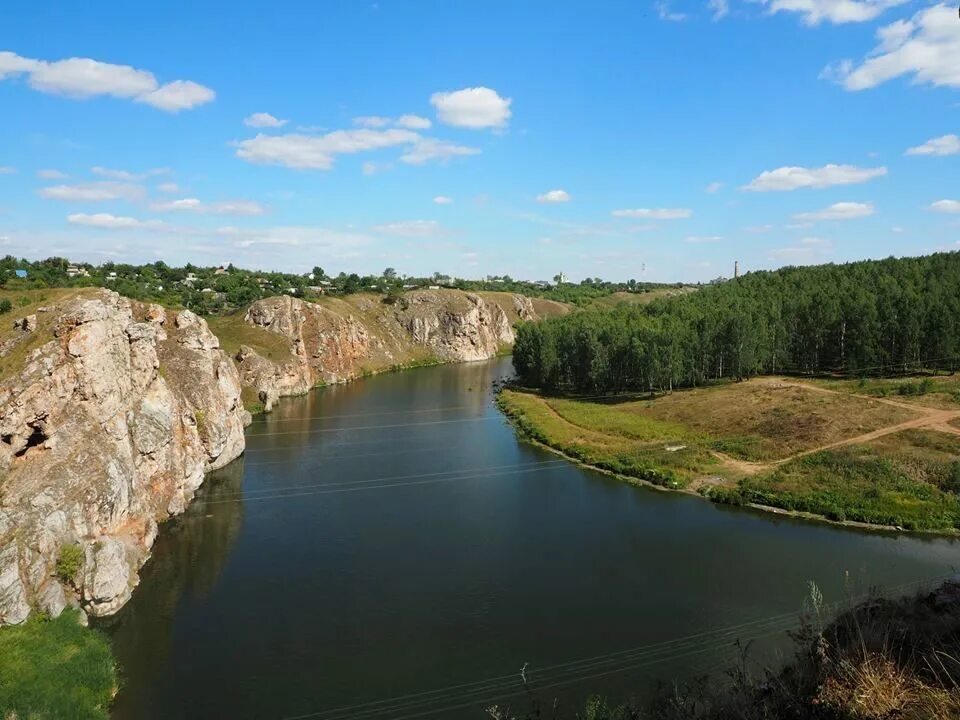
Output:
0 290 248 624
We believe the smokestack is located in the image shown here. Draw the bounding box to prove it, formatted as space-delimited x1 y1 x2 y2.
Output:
734 260 739 279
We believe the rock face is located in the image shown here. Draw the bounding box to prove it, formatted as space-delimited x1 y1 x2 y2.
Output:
236 290 556 401
0 290 248 624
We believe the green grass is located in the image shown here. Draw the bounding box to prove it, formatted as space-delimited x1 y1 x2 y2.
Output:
497 389 724 489
0 609 118 720
498 388 960 531
713 446 960 530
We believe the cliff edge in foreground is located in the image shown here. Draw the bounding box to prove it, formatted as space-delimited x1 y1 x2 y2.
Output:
0 290 248 625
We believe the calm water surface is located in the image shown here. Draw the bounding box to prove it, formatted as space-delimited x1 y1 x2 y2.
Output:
104 358 959 719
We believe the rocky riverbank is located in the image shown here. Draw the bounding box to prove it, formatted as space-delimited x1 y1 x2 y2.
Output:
0 288 566 625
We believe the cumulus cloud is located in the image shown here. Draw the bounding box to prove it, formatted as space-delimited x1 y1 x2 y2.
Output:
399 138 480 165
611 207 692 219
743 163 887 191
39 181 144 202
430 87 512 129
929 199 960 214
709 0 730 20
236 128 420 170
371 220 445 237
37 169 67 179
536 189 571 204
765 0 906 25
397 114 431 129
705 181 723 193
793 201 875 221
906 134 960 156
244 112 287 128
433 196 453 204
823 4 960 90
67 213 165 229
0 51 214 111
149 198 267 216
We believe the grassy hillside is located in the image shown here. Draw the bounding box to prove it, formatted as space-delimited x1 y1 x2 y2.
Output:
498 374 960 531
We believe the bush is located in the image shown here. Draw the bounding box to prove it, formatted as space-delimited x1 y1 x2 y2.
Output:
0 299 11 314
55 543 84 584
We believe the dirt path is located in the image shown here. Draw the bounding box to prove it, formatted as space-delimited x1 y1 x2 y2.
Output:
721 378 960 472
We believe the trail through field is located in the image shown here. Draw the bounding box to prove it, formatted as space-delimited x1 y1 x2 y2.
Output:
749 378 960 467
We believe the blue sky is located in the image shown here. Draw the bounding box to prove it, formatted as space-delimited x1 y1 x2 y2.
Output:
0 0 957 282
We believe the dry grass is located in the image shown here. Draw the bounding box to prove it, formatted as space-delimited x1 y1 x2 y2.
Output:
206 311 296 365
0 288 95 381
624 378 915 462
813 375 960 410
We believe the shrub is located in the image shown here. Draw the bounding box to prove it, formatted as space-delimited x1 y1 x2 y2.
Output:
55 543 84 584
0 299 11 314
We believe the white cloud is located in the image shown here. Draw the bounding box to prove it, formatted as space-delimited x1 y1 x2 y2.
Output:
906 134 960 156
372 220 445 237
0 166 15 174
686 235 723 243
156 182 180 194
0 51 214 111
743 163 887 191
397 114 431 129
430 87 512 129
67 212 164 230
244 112 287 128
236 128 420 170
39 181 144 202
709 0 730 20
705 181 723 193
765 0 906 26
656 2 688 21
891 225 905 233
361 161 393 176
37 169 67 179
793 201 875 221
536 189 571 204
823 4 960 90
611 207 692 219
137 80 214 112
433 196 453 204
745 224 774 233
399 138 480 165
929 199 960 214
354 116 391 128
149 197 267 216
767 240 833 265
215 225 373 254
91 166 167 181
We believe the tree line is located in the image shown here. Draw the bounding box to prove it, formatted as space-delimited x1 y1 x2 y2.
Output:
512 252 960 393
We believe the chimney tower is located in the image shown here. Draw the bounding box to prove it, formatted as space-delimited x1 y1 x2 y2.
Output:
734 260 739 279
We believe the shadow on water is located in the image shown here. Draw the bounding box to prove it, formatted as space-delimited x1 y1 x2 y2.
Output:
99 460 246 718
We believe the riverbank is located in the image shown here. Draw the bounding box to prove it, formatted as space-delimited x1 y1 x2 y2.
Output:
497 378 960 533
492 577 960 720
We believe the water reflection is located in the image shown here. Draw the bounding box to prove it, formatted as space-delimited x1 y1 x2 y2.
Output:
102 460 246 719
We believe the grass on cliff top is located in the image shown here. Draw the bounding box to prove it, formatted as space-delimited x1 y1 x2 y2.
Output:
0 609 118 720
205 311 295 365
0 287 95 382
498 384 960 531
589 286 697 309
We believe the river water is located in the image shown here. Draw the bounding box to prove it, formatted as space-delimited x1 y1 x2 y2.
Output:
104 358 959 719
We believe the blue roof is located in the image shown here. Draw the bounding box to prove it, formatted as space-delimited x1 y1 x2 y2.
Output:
14 269 27 278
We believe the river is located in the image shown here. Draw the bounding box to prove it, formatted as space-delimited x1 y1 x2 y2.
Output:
103 358 959 719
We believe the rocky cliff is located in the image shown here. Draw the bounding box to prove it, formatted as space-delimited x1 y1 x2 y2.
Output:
227 290 566 412
0 287 565 625
0 290 248 625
